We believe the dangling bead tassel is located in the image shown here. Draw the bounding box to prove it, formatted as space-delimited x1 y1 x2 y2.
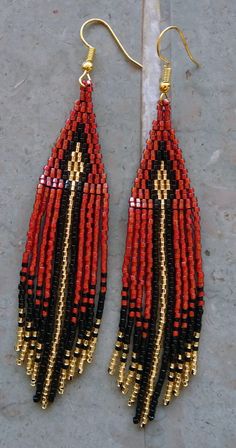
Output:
16 81 109 408
109 99 204 426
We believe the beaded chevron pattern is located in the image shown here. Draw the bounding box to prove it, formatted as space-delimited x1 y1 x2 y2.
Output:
109 99 204 427
16 82 109 408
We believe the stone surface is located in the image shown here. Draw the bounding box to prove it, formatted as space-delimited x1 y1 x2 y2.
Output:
142 0 161 143
0 1 236 448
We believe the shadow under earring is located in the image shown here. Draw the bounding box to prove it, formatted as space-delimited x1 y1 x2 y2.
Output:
109 26 204 427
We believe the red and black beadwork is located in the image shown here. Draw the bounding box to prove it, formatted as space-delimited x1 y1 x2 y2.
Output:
109 99 204 427
16 82 109 408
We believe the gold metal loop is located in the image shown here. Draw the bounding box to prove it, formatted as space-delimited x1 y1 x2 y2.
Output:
79 70 91 87
79 18 142 86
157 25 200 67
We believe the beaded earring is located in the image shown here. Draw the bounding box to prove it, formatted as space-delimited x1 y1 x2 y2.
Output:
109 26 204 427
15 18 141 409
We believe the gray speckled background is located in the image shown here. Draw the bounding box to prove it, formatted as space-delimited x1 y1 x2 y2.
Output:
0 1 236 447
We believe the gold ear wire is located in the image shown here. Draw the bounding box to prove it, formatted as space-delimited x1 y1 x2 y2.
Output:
79 18 142 86
156 25 200 99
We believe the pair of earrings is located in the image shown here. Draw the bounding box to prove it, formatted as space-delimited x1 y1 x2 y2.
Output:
15 19 204 428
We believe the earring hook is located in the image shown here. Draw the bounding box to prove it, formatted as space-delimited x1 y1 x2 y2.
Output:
79 18 142 86
156 26 200 100
157 25 200 67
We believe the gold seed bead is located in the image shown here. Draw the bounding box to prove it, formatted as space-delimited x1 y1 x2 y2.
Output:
82 61 93 72
78 348 87 374
173 372 182 397
26 355 34 375
58 369 67 394
163 364 175 405
87 337 97 364
26 331 37 374
117 362 126 388
31 365 39 387
128 364 142 406
117 343 129 387
87 319 101 363
108 349 120 375
191 351 198 375
140 413 148 428
140 204 167 420
41 190 75 402
122 362 138 395
108 332 124 375
182 360 191 387
128 380 140 406
15 327 25 352
173 355 183 396
67 337 82 377
30 344 42 385
77 332 90 372
67 357 77 381
16 340 28 365
41 397 48 410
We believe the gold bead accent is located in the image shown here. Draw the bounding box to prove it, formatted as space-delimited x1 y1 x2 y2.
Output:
140 200 167 421
182 360 191 387
41 397 48 410
16 322 32 365
173 355 183 396
128 363 143 406
117 343 129 387
182 346 192 387
173 372 182 396
67 337 82 379
58 350 71 392
159 65 172 97
58 369 67 395
26 331 37 375
117 363 126 388
128 380 140 406
163 381 174 406
77 349 87 375
78 333 90 374
122 361 138 395
31 367 39 387
30 342 43 385
41 188 75 403
163 363 175 405
87 319 101 363
81 47 95 72
86 336 97 364
108 332 124 375
108 349 120 376
67 357 77 381
82 61 93 72
16 341 28 365
191 332 200 375
140 414 148 428
191 351 198 375
67 362 78 380
15 327 25 352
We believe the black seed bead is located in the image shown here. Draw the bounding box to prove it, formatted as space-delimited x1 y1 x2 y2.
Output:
35 186 70 399
149 200 176 419
49 164 84 400
134 204 160 422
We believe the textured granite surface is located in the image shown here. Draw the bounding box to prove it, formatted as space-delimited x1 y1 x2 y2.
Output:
0 1 235 447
